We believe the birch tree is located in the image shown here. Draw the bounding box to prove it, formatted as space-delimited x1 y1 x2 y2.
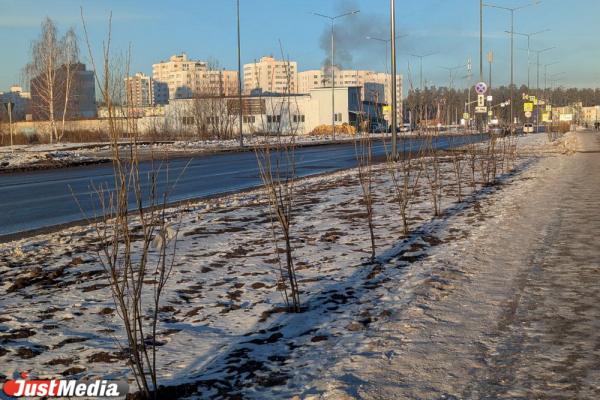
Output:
25 18 80 143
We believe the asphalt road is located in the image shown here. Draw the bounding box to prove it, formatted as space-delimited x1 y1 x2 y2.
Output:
0 134 485 237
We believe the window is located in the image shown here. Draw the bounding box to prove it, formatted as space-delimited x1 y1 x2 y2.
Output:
293 115 305 123
243 115 256 123
334 113 343 122
182 116 195 125
267 115 281 123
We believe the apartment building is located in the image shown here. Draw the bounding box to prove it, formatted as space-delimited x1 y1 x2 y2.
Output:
152 53 239 103
581 105 600 124
30 63 96 120
243 56 298 94
125 73 155 107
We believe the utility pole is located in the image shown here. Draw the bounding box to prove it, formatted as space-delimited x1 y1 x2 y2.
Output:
236 0 243 147
390 0 398 158
312 9 359 141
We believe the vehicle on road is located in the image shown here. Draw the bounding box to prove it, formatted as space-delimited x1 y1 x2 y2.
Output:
523 123 534 134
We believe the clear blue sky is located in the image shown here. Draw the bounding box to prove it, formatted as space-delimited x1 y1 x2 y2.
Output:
1 0 599 93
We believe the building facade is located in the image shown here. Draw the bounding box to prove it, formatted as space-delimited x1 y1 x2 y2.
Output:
298 68 402 123
30 63 96 121
125 73 155 107
0 86 32 121
152 53 239 103
164 86 383 137
243 56 298 95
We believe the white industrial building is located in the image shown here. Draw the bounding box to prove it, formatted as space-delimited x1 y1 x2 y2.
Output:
163 86 385 136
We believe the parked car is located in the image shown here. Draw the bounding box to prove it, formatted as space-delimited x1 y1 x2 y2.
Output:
523 123 534 134
489 126 504 136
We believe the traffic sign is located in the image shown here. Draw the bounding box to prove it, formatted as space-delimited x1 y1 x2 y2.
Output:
475 106 488 114
524 102 534 112
475 82 488 95
488 111 493 117
477 95 485 107
525 111 532 118
486 95 493 102
463 112 470 120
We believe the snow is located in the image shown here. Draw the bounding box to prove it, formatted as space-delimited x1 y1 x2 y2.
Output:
0 131 570 397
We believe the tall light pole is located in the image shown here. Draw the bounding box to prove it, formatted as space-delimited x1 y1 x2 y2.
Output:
389 0 399 158
532 47 555 92
484 1 540 126
409 52 437 91
312 9 360 140
544 61 559 92
236 0 243 147
366 33 407 137
366 34 407 76
509 29 550 88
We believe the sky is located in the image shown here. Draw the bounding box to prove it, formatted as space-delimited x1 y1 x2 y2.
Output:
1 0 599 94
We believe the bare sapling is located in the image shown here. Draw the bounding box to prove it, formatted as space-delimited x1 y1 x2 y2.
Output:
80 11 181 399
420 134 443 217
449 136 465 202
354 108 376 261
467 141 478 190
385 138 421 236
255 50 301 312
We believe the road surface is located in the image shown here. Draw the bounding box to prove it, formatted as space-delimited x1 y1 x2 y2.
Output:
0 135 484 237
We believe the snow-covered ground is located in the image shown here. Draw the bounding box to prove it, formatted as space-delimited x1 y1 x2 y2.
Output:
0 132 573 398
0 130 471 172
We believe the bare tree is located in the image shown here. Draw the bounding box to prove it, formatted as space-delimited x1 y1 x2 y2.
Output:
354 99 376 261
385 142 421 236
80 11 182 399
420 135 443 217
26 18 61 143
255 50 302 312
58 28 80 142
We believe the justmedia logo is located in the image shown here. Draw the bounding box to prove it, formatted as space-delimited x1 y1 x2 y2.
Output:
1 372 129 398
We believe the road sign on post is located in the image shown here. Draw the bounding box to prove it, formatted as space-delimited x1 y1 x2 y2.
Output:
524 102 534 112
477 95 485 107
475 106 488 114
475 82 488 94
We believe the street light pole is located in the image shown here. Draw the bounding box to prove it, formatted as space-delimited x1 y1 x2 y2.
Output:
409 52 437 91
390 0 398 158
544 61 559 93
366 34 407 137
510 29 550 88
484 1 541 126
533 47 555 92
312 9 360 141
236 0 243 147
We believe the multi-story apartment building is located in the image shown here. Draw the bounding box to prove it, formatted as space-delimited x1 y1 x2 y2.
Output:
243 56 298 94
30 63 96 120
581 105 600 124
152 53 239 103
298 68 403 122
0 86 31 121
125 73 155 107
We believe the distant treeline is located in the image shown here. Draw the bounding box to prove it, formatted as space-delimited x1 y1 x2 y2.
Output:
403 85 600 122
